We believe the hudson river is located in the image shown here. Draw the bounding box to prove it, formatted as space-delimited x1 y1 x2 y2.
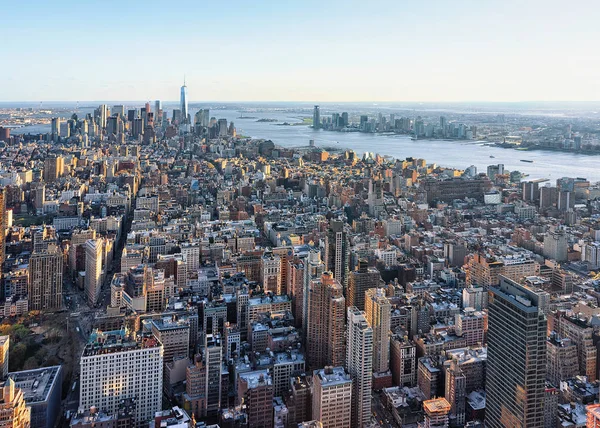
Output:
10 105 600 182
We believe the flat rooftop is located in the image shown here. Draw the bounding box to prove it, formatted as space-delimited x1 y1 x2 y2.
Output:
8 365 61 404
314 366 351 387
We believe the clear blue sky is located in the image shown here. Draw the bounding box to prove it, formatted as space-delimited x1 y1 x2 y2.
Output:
2 0 599 102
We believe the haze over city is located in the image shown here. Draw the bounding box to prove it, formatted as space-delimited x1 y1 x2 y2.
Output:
2 0 600 102
3 2 600 428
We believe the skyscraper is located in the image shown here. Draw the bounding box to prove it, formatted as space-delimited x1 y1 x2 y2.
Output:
325 219 349 288
307 272 346 369
365 288 391 374
486 276 548 428
43 156 64 183
347 259 380 311
28 245 63 311
180 78 189 125
50 118 60 141
313 105 320 129
0 187 5 267
84 239 103 307
346 307 373 428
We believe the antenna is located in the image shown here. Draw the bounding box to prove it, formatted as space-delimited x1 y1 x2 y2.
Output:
184 74 186 86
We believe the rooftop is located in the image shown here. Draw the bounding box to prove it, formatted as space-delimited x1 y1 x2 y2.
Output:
83 329 160 357
314 366 352 387
238 370 272 389
8 365 61 404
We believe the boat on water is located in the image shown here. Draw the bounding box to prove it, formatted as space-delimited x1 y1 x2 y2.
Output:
520 159 534 163
489 155 495 158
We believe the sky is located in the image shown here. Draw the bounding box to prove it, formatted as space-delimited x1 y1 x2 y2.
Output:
2 0 599 102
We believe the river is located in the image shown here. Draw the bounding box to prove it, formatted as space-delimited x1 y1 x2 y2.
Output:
10 105 600 183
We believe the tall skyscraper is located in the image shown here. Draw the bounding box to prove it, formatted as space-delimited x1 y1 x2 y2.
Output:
84 239 103 307
486 276 548 428
154 100 162 125
312 367 352 428
302 249 325 335
325 219 349 287
0 187 5 267
365 288 391 374
346 307 373 428
307 272 346 369
180 78 189 124
28 245 63 311
80 330 163 423
50 118 60 141
313 105 320 129
347 259 380 311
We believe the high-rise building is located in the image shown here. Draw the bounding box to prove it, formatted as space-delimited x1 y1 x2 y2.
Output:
0 378 30 428
79 330 163 423
0 336 8 380
307 272 346 369
455 308 485 347
260 251 281 294
180 78 189 124
445 359 466 427
346 307 373 428
552 312 597 381
84 239 103 307
313 105 320 129
347 259 380 311
184 335 222 419
543 229 568 262
151 318 190 366
98 104 108 129
43 156 64 182
486 276 548 428
423 397 451 428
237 370 273 428
28 245 63 311
325 219 349 288
312 367 352 428
546 333 578 386
50 117 60 140
390 333 416 387
364 288 390 373
302 249 325 334
112 104 125 118
0 187 5 267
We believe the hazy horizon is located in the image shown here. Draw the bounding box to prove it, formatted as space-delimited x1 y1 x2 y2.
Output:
3 0 600 102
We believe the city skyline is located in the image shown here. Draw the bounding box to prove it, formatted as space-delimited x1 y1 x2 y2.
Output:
2 0 600 102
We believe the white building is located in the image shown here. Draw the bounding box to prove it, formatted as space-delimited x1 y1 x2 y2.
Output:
79 330 163 424
346 307 373 427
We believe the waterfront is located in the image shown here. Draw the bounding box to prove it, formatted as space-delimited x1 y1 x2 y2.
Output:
10 105 600 183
